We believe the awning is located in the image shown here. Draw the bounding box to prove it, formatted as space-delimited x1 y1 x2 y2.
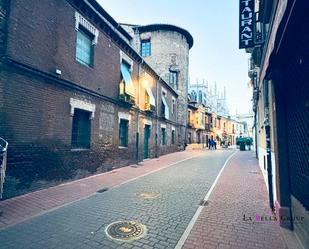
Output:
260 0 288 81
162 95 169 119
146 87 156 106
120 63 135 97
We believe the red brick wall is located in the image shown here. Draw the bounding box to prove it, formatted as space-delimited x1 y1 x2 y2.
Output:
0 64 178 185
6 0 130 99
0 0 179 197
0 64 120 180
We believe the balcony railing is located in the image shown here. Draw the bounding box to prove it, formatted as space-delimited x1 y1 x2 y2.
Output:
0 137 8 199
119 93 135 105
254 11 265 45
145 103 156 113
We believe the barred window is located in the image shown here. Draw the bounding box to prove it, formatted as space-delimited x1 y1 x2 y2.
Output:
119 119 129 147
71 109 91 149
161 128 166 145
76 27 94 66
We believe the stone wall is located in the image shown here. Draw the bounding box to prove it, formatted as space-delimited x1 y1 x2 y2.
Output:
134 29 190 148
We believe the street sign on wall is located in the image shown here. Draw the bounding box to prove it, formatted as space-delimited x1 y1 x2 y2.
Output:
239 0 255 49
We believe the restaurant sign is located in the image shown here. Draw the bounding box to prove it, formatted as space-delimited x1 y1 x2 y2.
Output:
239 0 255 49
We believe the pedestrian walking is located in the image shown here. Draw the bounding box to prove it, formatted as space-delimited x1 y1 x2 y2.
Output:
209 139 215 150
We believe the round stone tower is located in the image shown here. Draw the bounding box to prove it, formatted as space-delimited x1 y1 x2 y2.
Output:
133 24 194 148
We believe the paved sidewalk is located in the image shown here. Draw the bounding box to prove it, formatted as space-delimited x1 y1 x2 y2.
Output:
182 151 288 249
0 149 203 230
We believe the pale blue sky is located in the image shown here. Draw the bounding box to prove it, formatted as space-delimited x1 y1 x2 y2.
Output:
98 0 252 115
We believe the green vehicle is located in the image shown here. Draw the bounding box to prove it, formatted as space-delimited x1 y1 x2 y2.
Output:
236 137 253 151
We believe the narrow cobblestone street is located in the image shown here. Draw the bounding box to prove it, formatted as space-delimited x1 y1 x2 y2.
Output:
0 149 204 229
0 149 233 249
0 149 289 249
1 0 308 248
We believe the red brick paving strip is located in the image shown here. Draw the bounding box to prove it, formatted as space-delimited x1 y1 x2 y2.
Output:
0 149 203 230
182 151 288 249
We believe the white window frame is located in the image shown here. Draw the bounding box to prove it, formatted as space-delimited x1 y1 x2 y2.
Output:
120 51 133 72
70 98 95 119
75 12 99 45
161 87 167 96
118 112 131 123
143 119 152 127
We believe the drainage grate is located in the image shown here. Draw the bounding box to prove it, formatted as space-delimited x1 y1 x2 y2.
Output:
199 200 209 206
249 171 259 174
105 221 146 241
97 187 109 193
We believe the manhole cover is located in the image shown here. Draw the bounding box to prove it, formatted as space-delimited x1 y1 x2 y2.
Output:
105 221 146 241
135 192 161 200
249 171 259 174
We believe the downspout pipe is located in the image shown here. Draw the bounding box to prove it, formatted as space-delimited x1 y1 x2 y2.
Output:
136 60 142 163
264 79 274 210
155 77 160 158
266 124 274 210
254 87 259 159
253 71 259 159
254 115 258 159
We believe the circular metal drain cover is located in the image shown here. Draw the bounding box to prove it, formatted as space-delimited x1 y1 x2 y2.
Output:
105 221 146 241
136 192 161 200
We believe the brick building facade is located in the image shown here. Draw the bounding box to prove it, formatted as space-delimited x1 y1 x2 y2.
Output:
246 0 309 247
0 0 188 197
122 23 193 150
